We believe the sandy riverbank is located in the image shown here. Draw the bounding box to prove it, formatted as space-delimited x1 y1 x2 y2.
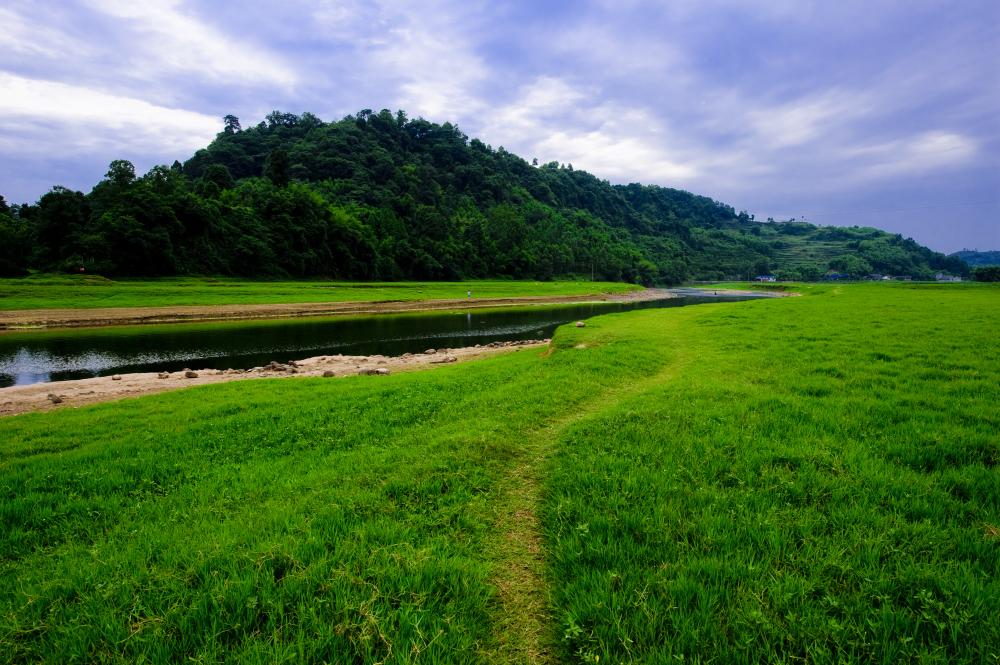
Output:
0 340 547 417
0 289 675 330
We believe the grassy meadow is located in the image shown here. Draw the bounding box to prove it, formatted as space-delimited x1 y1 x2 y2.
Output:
1 282 997 662
0 275 639 311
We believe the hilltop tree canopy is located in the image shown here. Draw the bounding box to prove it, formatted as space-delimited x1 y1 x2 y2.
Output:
0 110 968 281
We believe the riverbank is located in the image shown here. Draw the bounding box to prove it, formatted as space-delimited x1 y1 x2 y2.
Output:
0 276 640 313
0 288 674 330
0 340 546 417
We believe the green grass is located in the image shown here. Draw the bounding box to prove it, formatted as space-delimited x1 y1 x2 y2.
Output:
694 280 802 292
544 283 999 663
1 283 997 663
0 275 639 311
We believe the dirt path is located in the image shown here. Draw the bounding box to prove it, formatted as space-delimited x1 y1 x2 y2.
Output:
481 334 699 663
0 340 546 417
0 289 675 330
486 438 553 664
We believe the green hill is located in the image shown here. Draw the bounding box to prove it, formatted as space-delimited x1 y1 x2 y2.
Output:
0 110 967 281
951 250 1000 267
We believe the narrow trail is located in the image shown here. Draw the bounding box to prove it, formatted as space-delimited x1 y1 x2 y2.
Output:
481 337 696 663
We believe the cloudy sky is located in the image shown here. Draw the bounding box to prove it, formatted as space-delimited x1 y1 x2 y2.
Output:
1 0 997 252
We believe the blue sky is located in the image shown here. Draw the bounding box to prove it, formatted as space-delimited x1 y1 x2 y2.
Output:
1 0 997 252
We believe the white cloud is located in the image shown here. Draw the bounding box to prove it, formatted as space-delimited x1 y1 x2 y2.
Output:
538 131 700 182
744 91 871 149
0 73 218 155
371 13 491 119
310 0 388 43
0 7 90 59
845 131 977 179
485 77 589 136
468 69 980 199
83 0 297 87
550 20 687 80
305 0 503 121
477 76 701 184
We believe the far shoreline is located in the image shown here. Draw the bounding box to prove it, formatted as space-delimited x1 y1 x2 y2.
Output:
0 288 681 331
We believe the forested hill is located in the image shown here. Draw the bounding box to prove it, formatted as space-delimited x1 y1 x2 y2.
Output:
0 110 967 281
951 250 1000 267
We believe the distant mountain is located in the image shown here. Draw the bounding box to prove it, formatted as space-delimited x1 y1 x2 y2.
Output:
0 110 969 281
951 250 1000 267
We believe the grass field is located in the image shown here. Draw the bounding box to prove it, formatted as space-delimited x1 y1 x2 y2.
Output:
0 275 639 311
1 283 997 663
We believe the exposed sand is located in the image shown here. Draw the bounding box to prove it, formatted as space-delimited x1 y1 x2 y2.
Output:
0 340 547 417
0 289 675 330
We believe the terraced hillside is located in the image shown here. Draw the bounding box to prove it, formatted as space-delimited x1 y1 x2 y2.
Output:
685 221 964 280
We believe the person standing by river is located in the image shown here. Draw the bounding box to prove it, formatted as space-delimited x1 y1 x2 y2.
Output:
467 290 472 299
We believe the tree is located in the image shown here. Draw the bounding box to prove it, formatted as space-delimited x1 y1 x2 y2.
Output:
223 114 241 134
201 164 234 191
265 111 299 129
0 205 28 275
298 112 322 130
97 212 176 275
829 255 873 276
33 187 91 268
105 160 136 187
752 258 772 275
264 147 290 187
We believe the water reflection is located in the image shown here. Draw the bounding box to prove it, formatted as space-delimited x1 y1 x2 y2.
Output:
0 295 756 387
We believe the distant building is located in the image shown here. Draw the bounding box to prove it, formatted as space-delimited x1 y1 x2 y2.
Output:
754 275 777 282
825 273 850 281
935 273 962 282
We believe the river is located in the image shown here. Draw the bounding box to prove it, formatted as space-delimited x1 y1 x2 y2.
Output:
0 292 761 387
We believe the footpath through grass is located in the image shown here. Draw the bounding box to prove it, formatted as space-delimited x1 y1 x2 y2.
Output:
1 282 997 663
0 275 638 311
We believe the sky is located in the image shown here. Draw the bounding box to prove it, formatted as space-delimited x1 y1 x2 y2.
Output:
1 0 998 253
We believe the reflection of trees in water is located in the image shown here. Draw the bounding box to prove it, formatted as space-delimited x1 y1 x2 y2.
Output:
0 297 748 387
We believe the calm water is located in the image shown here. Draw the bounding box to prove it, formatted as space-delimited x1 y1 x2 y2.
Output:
0 293 759 387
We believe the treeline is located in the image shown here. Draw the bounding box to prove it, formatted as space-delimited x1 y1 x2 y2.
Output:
972 266 1000 282
0 110 968 281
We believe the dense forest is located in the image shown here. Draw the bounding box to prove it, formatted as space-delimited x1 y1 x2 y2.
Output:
0 110 969 282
